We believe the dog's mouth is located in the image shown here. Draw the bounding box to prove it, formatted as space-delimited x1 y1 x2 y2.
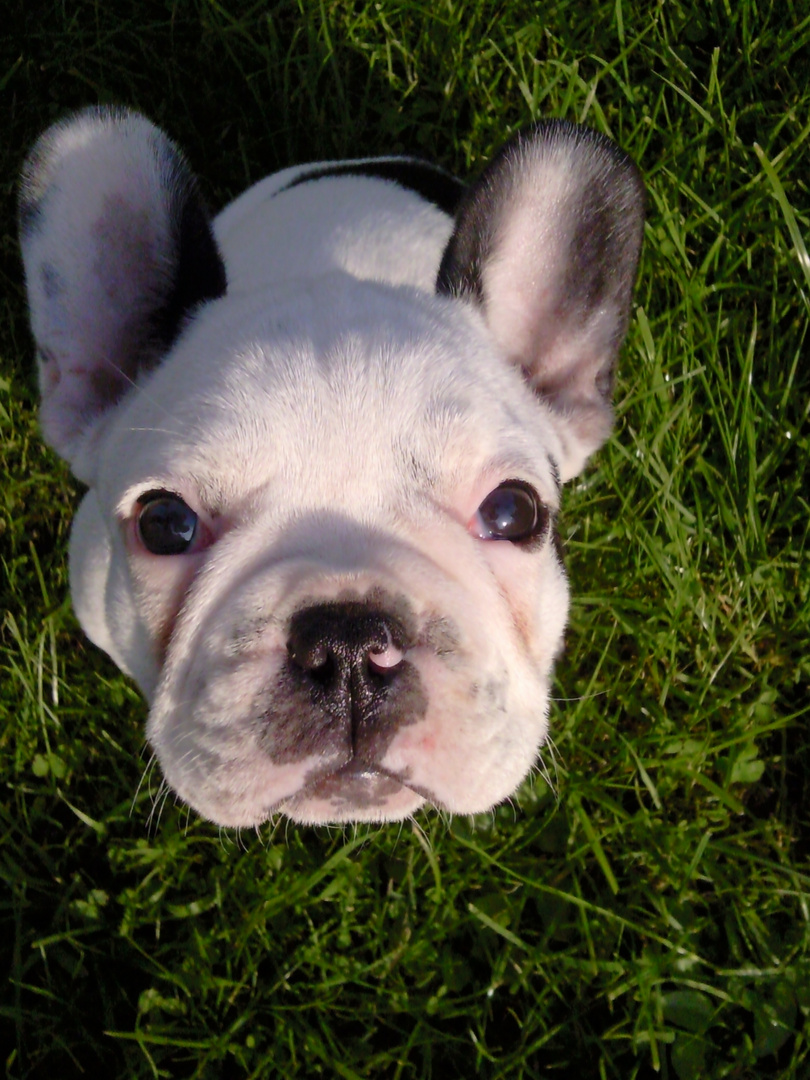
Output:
279 761 436 823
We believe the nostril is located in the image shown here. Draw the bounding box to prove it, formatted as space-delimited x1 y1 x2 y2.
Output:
288 638 330 672
287 601 411 705
367 636 403 674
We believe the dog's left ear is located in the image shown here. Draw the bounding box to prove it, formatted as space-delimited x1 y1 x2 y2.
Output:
18 107 226 479
437 120 645 481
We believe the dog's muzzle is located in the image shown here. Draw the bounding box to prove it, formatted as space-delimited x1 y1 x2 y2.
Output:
263 600 425 752
263 600 428 812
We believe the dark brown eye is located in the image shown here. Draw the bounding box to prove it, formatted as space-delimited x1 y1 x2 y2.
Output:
471 481 548 543
137 491 198 555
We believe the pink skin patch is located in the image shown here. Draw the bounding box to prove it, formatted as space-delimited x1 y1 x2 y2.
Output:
367 627 404 672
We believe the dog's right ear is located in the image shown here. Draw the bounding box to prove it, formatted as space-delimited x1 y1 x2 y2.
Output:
19 107 226 478
437 120 645 481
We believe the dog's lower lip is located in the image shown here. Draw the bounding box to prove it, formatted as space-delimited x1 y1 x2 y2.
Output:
280 761 440 814
305 762 404 801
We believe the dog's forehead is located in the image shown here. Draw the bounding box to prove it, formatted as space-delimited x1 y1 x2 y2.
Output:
104 274 561 510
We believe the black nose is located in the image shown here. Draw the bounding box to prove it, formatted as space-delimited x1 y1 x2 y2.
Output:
286 602 407 724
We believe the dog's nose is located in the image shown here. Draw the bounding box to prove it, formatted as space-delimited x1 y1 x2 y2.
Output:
286 602 407 723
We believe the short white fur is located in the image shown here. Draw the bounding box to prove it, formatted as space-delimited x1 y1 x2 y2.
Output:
19 109 644 826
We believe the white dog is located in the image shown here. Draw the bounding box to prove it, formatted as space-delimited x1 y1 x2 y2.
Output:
19 108 644 826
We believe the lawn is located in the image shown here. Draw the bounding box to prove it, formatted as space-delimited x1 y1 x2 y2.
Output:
1 1 809 1077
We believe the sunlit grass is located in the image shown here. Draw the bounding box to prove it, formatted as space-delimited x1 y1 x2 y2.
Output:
2 1 808 1077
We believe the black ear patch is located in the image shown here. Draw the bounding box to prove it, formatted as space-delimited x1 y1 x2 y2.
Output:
19 107 227 466
150 160 228 352
435 119 645 479
437 119 644 317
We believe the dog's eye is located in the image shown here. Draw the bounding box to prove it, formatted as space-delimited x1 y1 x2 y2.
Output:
136 491 199 555
471 481 548 543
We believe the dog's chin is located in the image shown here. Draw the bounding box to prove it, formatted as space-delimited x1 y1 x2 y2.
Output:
280 763 429 825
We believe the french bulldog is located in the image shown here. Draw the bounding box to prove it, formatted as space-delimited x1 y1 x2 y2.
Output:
19 107 644 827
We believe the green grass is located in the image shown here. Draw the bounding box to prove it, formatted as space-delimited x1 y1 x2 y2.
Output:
2 1 809 1077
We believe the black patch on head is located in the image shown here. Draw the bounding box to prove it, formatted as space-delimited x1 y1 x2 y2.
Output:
279 158 465 217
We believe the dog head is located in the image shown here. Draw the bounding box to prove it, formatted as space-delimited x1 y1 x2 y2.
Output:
19 108 644 825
